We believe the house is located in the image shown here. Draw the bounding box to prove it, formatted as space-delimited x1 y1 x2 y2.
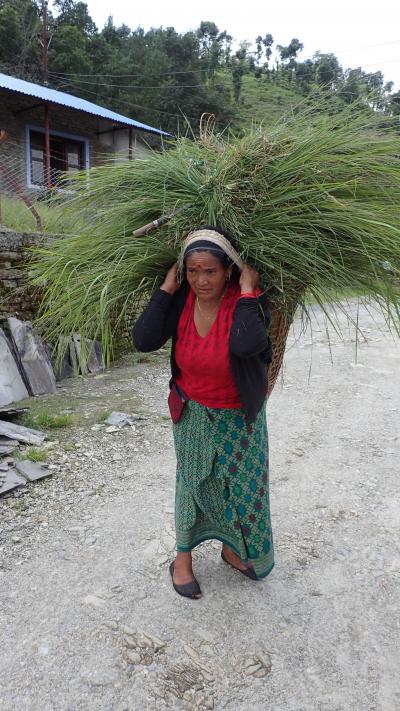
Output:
0 72 168 193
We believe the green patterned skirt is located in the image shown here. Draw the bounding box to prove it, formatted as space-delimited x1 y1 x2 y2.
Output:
172 400 274 579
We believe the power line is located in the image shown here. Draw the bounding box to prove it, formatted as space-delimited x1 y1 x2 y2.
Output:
50 59 400 97
49 74 209 89
351 58 400 70
51 80 209 123
50 57 400 91
46 39 400 79
48 68 210 78
306 38 400 57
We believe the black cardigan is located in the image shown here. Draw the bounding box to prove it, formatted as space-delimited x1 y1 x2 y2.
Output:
132 283 272 424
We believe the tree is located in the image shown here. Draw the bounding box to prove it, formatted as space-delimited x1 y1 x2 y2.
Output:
196 21 231 78
262 34 274 65
0 0 42 80
389 91 400 116
313 52 342 89
231 44 249 102
295 59 315 93
276 38 303 66
53 0 97 35
255 36 263 64
49 23 91 78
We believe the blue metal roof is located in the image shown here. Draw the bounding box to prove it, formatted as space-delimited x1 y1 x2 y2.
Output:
0 72 168 136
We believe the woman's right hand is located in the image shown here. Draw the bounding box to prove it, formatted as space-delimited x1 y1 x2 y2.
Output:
160 262 180 295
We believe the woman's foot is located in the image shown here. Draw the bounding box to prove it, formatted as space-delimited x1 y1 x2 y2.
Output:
170 552 202 599
221 544 249 571
221 544 258 580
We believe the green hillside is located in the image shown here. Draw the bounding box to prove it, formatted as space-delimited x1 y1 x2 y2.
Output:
234 75 304 129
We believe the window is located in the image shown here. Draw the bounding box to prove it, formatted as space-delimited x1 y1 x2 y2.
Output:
27 127 88 188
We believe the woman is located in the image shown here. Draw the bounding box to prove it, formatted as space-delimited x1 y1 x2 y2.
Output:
132 227 274 599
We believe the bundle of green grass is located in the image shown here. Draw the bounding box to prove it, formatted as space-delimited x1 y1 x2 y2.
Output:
29 101 400 382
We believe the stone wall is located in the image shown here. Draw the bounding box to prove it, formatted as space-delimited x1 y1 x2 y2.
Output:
0 227 45 322
0 226 133 356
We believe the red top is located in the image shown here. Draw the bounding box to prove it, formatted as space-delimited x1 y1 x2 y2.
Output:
175 283 259 409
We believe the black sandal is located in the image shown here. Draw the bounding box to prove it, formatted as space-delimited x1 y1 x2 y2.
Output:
169 562 202 599
221 550 258 580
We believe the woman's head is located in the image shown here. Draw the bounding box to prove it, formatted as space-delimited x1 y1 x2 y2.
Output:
181 226 241 301
185 250 231 302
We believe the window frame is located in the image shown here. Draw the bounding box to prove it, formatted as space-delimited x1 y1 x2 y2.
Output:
25 123 90 189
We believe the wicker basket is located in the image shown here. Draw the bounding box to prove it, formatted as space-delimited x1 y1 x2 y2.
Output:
267 298 300 395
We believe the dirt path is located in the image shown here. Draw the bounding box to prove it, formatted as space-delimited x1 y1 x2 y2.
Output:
0 302 399 711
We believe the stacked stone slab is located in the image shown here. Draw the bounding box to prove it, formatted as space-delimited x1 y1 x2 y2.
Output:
0 328 29 407
8 317 56 396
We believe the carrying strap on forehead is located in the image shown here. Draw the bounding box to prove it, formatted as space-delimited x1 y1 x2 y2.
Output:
177 229 244 274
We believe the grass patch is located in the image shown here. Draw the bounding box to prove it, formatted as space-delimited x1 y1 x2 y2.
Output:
10 448 23 461
21 411 75 430
96 410 112 422
63 442 77 452
12 499 28 514
0 194 79 234
24 447 49 462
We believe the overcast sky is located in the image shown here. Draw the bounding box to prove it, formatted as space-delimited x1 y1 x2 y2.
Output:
77 1 400 89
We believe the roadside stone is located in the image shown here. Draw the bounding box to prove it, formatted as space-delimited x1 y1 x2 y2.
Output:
0 328 29 407
0 437 19 446
235 652 272 678
72 334 104 375
0 420 45 446
0 445 15 455
123 634 138 649
84 536 97 546
83 594 105 608
184 644 200 662
103 620 118 631
15 460 52 482
81 668 119 687
0 468 26 495
194 691 207 707
125 650 142 665
122 624 136 636
142 632 166 652
7 317 57 396
37 643 50 656
105 412 136 427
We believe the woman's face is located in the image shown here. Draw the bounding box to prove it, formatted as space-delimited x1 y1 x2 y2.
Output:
185 251 229 302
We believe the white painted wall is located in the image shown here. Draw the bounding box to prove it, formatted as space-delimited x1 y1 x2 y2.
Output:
97 123 151 160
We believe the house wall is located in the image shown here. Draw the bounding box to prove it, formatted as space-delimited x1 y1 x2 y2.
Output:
96 122 153 160
0 90 154 194
0 227 44 322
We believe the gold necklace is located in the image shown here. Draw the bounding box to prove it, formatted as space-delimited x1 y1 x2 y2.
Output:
196 289 226 321
196 298 217 321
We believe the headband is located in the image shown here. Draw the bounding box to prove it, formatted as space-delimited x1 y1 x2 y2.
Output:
177 229 244 275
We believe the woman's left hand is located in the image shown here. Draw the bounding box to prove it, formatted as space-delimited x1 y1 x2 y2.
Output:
239 264 259 294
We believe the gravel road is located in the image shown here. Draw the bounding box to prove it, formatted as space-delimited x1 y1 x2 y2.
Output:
0 301 399 711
